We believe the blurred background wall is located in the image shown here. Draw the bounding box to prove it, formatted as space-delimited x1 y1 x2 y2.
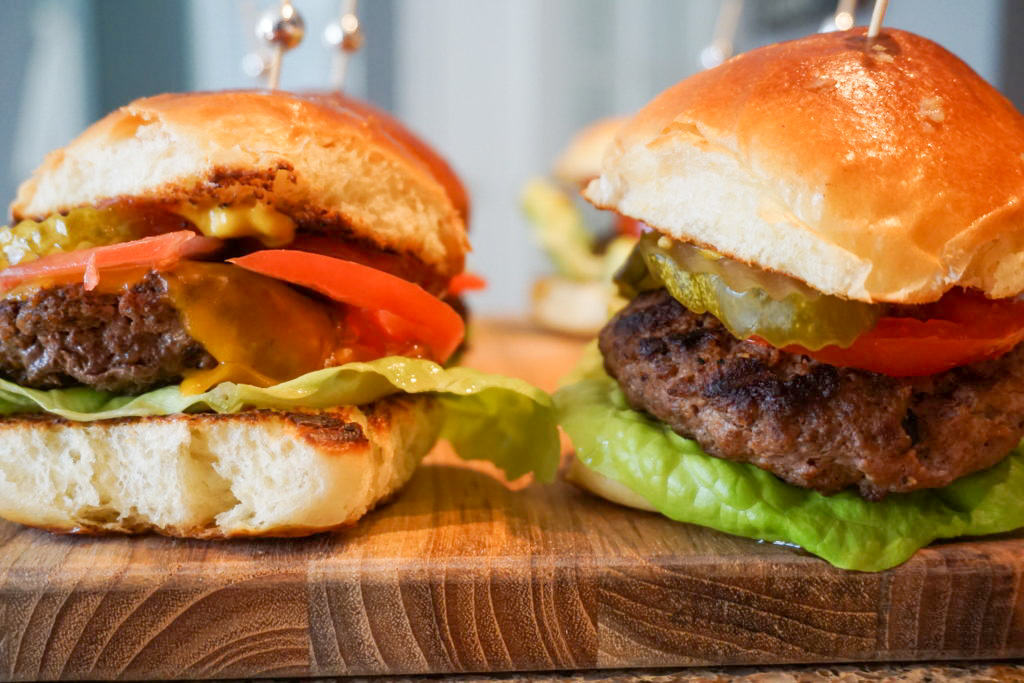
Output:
0 0 1019 314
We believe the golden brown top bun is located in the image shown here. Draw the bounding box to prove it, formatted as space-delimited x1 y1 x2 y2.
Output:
552 116 628 187
585 29 1024 303
301 91 471 226
11 90 469 279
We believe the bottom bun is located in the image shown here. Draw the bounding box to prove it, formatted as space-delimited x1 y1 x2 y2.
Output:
565 454 655 513
0 395 441 538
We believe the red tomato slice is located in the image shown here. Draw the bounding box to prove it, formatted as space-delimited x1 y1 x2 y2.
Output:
330 307 432 364
447 272 487 295
287 234 449 296
287 235 407 275
0 230 222 293
780 289 1024 376
228 250 465 362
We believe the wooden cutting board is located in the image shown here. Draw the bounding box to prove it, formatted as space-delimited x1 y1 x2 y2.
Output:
2 319 1024 680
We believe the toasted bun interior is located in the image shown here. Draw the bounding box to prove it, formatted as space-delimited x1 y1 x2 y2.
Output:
0 396 440 538
11 90 469 279
585 28 1024 303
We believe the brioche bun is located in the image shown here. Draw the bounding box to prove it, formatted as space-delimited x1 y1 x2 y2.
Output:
11 90 469 279
0 395 440 538
584 28 1024 303
552 116 628 186
302 91 470 226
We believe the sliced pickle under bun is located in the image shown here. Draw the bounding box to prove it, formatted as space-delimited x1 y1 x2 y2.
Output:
584 28 1024 304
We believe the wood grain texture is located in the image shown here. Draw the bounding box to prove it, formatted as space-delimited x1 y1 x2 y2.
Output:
3 319 1024 680
333 662 1024 681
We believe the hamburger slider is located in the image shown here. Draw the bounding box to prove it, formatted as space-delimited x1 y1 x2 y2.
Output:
0 90 558 538
556 28 1024 570
521 117 643 336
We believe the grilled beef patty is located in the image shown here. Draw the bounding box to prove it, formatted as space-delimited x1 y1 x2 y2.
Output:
0 272 215 394
600 289 1024 500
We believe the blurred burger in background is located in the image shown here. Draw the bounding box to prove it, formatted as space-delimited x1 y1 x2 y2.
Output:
521 117 644 336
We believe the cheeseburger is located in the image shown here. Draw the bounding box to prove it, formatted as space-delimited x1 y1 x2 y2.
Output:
0 90 557 537
522 117 643 336
557 29 1024 570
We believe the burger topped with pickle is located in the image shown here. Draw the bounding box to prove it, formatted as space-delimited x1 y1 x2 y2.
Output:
556 28 1024 570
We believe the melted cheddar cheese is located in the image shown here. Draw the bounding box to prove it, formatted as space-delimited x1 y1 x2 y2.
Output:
162 262 340 395
172 203 296 247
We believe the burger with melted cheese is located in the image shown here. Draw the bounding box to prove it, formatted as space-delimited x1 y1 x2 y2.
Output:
556 29 1024 570
0 90 557 537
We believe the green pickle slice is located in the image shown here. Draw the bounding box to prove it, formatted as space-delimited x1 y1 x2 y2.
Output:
616 234 881 350
0 207 147 270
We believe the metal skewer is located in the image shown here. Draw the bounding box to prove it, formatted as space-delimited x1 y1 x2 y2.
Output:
324 0 364 92
256 0 305 90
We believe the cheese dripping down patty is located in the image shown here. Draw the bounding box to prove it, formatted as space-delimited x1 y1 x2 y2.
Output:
0 262 342 395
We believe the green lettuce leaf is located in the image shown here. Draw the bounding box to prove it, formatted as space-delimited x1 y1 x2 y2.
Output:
0 357 560 482
555 346 1024 571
